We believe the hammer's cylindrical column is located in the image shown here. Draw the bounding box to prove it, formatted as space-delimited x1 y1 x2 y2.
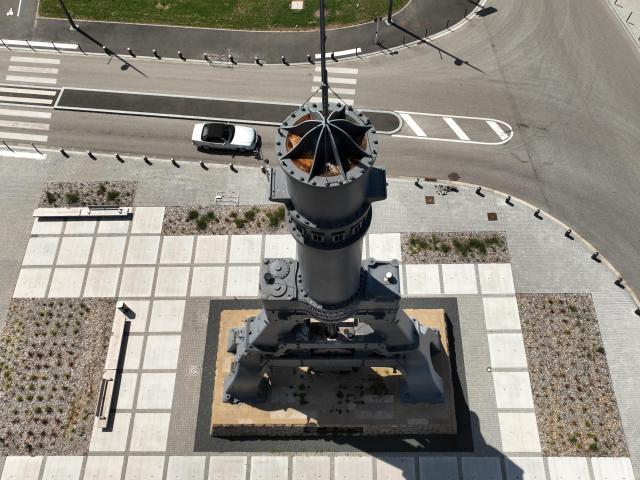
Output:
274 104 384 306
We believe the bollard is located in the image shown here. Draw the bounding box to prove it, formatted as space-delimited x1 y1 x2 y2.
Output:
425 27 428 38
88 150 96 160
255 56 261 65
591 251 601 262
626 11 633 23
505 195 513 206
615 277 624 288
2 140 13 152
228 54 235 64
171 158 179 167
177 50 185 60
261 165 267 174
534 208 542 219
464 8 468 16
331 52 337 61
143 155 152 165
565 229 573 239
200 160 208 170
153 49 160 59
203 53 209 61
127 47 135 57
635 308 640 316
117 301 129 313
446 19 450 28
475 186 484 196
282 56 288 65
115 153 124 163
59 147 69 158
307 54 314 64
229 162 237 172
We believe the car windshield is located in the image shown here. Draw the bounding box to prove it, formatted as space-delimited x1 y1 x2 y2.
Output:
202 124 234 142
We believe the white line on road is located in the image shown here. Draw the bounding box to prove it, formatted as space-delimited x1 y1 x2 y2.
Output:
0 96 52 105
0 108 51 118
486 120 509 141
309 96 354 106
0 130 47 142
10 56 61 65
0 119 49 130
312 76 357 85
0 86 56 96
399 113 428 137
443 117 470 141
8 65 59 75
0 150 46 160
5 75 57 85
314 66 359 75
17 0 22 16
311 86 356 95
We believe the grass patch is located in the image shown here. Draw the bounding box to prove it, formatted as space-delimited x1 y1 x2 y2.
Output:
38 0 410 30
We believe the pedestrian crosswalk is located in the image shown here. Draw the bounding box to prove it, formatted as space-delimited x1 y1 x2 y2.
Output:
310 66 358 106
0 55 61 144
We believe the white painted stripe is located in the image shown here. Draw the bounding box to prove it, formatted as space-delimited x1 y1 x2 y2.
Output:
0 150 46 160
0 108 51 118
5 75 57 85
2 40 77 50
0 119 49 130
10 56 61 65
399 113 428 137
314 66 359 75
309 96 354 106
0 96 52 105
9 65 59 75
0 87 56 96
443 117 470 141
0 130 48 142
315 47 361 59
487 120 509 141
312 76 356 85
310 86 356 95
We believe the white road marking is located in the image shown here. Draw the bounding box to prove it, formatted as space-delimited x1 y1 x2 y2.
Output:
9 65 59 75
10 56 61 65
312 76 356 85
487 120 509 141
309 96 354 106
0 86 56 96
0 149 46 160
443 117 470 141
7 7 13 16
311 86 356 95
314 66 359 75
0 119 49 130
17 0 22 16
5 75 57 85
315 47 361 59
399 113 428 137
0 95 52 104
0 130 47 141
0 108 51 118
3 40 76 50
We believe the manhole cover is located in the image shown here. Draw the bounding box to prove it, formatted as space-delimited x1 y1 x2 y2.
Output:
487 212 498 221
425 196 435 205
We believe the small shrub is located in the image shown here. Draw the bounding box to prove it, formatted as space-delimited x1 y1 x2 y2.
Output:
229 211 238 219
64 192 80 205
206 211 217 220
234 218 246 229
106 190 120 202
266 206 286 227
34 406 42 414
244 208 257 221
196 217 209 231
186 209 199 221
97 183 107 195
45 191 57 205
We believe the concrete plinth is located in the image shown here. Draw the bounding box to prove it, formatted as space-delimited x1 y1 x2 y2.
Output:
210 309 456 436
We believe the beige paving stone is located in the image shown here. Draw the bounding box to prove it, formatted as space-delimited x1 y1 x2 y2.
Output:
119 267 155 298
166 456 206 480
160 235 194 264
1 456 43 480
250 456 288 480
129 412 171 451
131 207 165 234
264 234 296 258
83 267 120 297
137 372 176 409
89 412 131 452
41 456 83 480
31 217 64 235
56 236 93 265
91 236 127 265
22 236 59 265
83 455 124 480
154 267 190 297
143 335 181 369
190 266 225 297
149 299 186 332
194 235 228 263
208 456 247 480
229 234 262 263
125 236 160 265
292 456 330 480
335 456 373 480
48 267 85 298
98 218 131 234
64 218 97 235
377 457 416 480
225 266 260 297
124 456 165 480
13 267 50 298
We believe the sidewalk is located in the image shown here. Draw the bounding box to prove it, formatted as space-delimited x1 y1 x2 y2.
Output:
27 0 472 63
606 0 640 50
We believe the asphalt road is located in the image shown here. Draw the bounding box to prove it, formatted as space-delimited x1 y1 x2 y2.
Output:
2 0 640 295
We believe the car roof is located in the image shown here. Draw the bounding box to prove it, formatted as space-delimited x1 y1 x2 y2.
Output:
202 123 227 139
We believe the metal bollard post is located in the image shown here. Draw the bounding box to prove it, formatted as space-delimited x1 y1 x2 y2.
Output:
200 160 208 170
331 52 337 61
229 162 237 172
534 208 542 219
446 19 450 28
475 186 483 196
591 251 601 262
565 229 573 239
171 158 179 167
282 56 288 65
153 49 160 59
615 277 625 288
59 147 69 157
255 56 261 65
261 165 267 174
88 150 96 160
2 141 13 152
143 155 152 165
127 47 135 57
178 50 185 60
505 195 513 206
307 54 314 64
634 308 640 316
228 54 235 64
115 153 124 163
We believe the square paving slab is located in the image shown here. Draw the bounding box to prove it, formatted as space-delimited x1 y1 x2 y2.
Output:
190 266 225 297
56 236 92 265
124 456 165 480
31 217 64 235
377 457 416 480
292 456 330 480
143 335 181 369
83 267 120 297
492 371 534 409
22 236 59 265
487 333 528 369
149 299 185 332
125 236 160 265
499 412 542 453
97 218 131 234
83 455 124 480
335 456 373 480
64 218 97 235
129 412 171 451
137 372 176 409
225 266 260 297
166 456 206 480
194 235 228 264
48 267 85 297
461 457 502 480
250 456 288 480
547 457 591 480
405 264 441 295
0 456 42 480
264 234 297 258
41 455 83 480
131 207 165 234
418 457 458 480
154 266 190 297
591 457 635 480
369 233 402 261
505 457 547 480
442 264 478 294
89 412 131 452
160 235 194 264
479 264 515 294
208 456 247 480
13 267 50 298
482 296 521 330
119 267 155 297
229 234 262 263
91 236 127 264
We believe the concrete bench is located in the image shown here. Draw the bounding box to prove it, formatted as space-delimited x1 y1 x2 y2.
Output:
95 313 126 429
33 205 133 218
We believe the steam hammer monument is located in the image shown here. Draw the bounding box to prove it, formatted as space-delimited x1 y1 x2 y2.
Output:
221 4 445 408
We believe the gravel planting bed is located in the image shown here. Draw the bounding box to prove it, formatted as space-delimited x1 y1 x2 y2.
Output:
39 181 136 208
518 293 628 456
163 205 288 235
401 232 509 263
0 298 115 455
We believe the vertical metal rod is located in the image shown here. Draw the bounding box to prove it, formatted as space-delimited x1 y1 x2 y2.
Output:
319 0 329 118
387 0 393 23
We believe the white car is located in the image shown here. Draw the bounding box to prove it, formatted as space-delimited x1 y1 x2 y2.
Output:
192 122 258 152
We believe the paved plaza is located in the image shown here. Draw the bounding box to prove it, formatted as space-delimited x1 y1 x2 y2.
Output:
0 155 638 479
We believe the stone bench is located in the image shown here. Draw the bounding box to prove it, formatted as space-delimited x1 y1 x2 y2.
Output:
33 205 133 218
95 312 126 429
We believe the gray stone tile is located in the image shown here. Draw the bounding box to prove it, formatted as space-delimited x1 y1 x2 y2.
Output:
264 234 296 259
31 218 64 235
405 264 441 295
194 235 228 264
129 412 171 451
149 300 186 332
160 236 194 264
250 456 288 480
292 456 330 480
13 268 50 298
41 455 84 480
48 267 85 298
137 372 176 409
56 236 93 265
124 456 166 480
418 457 458 480
64 219 97 235
114 372 137 410
335 456 373 480
208 456 247 480
377 456 416 480
547 458 590 480
131 207 165 234
190 267 225 297
442 264 477 294
119 267 155 298
461 457 502 480
126 236 160 265
123 335 144 370
0 456 42 480
89 412 131 452
229 234 262 263
505 457 547 480
498 412 541 453
83 267 120 297
91 236 127 265
154 267 190 297
369 233 402 261
22 236 59 265
98 218 131 234
143 335 181 370
166 456 206 480
83 455 124 480
225 266 259 297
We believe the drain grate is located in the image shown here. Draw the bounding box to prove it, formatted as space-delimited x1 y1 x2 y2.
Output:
488 212 498 221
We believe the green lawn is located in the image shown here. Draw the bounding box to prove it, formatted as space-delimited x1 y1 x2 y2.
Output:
39 0 410 30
